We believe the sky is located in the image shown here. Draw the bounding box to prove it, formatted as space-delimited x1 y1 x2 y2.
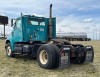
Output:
0 0 100 39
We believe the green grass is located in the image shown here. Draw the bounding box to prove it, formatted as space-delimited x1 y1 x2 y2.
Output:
0 40 100 77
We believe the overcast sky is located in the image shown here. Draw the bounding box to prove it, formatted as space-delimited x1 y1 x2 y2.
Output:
0 0 100 39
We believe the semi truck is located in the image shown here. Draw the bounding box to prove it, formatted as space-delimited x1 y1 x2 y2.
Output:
5 4 94 69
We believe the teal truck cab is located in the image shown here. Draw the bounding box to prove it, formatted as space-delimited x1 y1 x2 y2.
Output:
5 4 94 69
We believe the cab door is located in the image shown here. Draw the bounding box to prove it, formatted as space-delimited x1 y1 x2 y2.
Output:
12 19 23 42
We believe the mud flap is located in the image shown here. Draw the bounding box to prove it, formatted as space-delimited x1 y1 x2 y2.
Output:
85 46 94 63
59 45 70 68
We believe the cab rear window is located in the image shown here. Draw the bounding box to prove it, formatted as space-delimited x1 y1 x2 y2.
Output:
28 18 45 26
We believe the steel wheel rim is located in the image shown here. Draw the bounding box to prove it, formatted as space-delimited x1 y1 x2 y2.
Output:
7 46 11 56
39 50 48 64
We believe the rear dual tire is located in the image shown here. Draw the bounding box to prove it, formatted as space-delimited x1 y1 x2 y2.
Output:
71 48 85 64
37 44 59 69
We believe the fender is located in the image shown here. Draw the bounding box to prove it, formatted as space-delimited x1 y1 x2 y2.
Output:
5 36 15 52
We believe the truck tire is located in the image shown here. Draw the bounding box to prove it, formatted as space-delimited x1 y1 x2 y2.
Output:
37 44 57 69
50 44 59 68
74 48 85 64
6 43 15 57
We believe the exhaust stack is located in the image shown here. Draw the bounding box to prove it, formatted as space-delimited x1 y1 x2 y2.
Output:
49 4 53 40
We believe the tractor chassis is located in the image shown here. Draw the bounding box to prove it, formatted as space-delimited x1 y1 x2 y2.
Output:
6 41 94 68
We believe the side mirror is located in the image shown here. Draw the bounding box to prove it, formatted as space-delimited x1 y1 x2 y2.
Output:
11 19 13 27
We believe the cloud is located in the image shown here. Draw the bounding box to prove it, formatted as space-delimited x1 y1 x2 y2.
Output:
0 0 100 39
82 18 94 23
56 14 99 40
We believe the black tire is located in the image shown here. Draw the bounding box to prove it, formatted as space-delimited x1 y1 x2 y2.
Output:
6 43 15 57
73 48 85 64
50 44 59 68
37 44 57 69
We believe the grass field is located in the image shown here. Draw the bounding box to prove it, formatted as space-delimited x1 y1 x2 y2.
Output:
0 40 100 77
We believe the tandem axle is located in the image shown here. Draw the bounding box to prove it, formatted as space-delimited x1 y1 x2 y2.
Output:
5 40 94 69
